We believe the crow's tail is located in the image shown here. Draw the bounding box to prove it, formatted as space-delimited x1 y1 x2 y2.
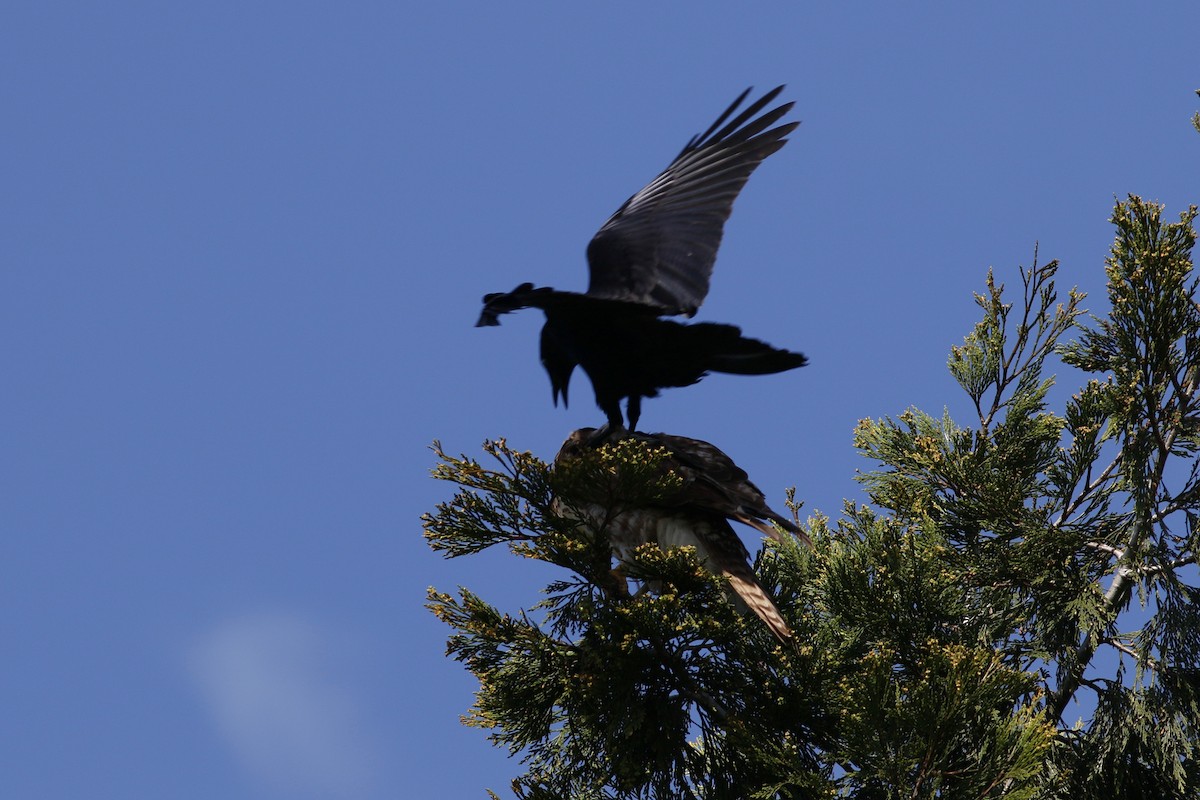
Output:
694 323 807 375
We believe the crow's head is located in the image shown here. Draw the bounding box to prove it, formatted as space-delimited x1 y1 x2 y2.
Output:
475 282 538 327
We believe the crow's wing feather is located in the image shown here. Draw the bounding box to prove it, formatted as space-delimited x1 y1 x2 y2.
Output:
585 86 799 316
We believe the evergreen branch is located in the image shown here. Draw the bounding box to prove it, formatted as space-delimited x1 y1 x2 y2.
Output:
1053 451 1122 528
1141 554 1198 575
1149 496 1200 526
1082 541 1125 559
973 254 1078 433
1052 392 1186 718
1103 638 1162 673
645 632 731 725
1047 534 1139 723
1047 200 1200 732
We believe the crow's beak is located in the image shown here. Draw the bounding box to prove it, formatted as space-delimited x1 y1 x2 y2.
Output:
552 383 568 408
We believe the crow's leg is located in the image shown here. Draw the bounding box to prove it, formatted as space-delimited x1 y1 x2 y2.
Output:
626 395 641 431
585 421 625 446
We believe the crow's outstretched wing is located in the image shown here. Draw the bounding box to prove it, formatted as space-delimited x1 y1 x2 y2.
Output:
585 86 799 317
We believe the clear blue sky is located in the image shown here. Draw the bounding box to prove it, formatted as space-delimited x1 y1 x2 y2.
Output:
3 3 1198 798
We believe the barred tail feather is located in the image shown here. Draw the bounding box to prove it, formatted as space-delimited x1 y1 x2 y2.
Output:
724 569 793 644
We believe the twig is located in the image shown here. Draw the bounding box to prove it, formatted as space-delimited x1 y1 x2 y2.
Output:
1104 638 1161 673
1082 541 1125 559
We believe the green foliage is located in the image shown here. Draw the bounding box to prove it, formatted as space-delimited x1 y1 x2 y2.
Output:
424 195 1200 798
426 438 838 799
856 198 1200 797
820 507 1057 799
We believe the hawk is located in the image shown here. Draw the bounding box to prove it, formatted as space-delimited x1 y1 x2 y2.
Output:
478 86 807 432
552 427 808 644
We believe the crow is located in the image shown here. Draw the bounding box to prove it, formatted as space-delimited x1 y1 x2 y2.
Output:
478 86 806 432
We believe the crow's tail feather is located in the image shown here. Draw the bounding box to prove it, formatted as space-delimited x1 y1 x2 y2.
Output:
691 323 807 375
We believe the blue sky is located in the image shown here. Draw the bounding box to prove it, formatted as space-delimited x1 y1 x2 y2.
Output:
3 3 1198 798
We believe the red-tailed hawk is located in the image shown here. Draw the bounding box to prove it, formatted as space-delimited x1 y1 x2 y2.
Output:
552 427 808 644
477 86 806 431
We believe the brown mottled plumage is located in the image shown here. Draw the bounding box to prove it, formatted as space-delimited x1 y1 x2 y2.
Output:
553 427 807 643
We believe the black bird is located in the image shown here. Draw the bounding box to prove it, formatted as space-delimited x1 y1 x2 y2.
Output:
477 86 807 432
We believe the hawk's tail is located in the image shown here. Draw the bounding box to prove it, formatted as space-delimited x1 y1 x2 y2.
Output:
723 567 793 644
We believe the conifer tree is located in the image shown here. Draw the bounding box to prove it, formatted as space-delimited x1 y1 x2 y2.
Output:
425 193 1200 797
